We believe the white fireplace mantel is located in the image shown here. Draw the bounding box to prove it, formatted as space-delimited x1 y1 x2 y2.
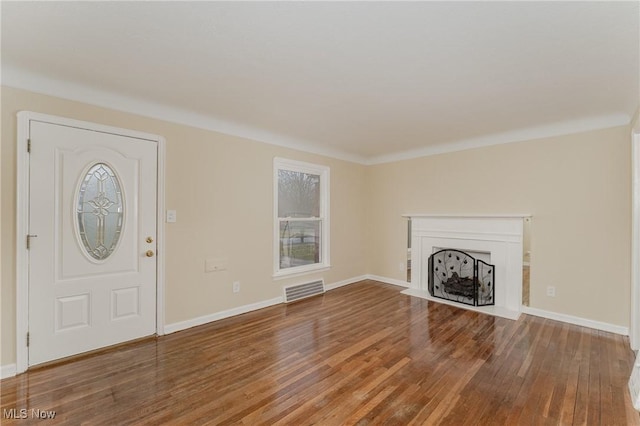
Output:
403 214 531 320
403 213 532 219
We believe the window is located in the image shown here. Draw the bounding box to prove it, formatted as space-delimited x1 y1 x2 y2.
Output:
274 158 329 277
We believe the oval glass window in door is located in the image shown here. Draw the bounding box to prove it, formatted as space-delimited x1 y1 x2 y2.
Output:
76 163 124 260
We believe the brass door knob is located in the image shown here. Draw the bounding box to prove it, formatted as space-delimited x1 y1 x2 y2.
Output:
145 250 155 257
146 237 154 243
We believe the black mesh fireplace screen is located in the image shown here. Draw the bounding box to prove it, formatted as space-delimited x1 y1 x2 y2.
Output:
428 249 495 307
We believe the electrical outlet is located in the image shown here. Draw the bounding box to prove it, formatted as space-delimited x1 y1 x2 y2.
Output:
399 262 405 272
233 281 240 293
546 286 556 297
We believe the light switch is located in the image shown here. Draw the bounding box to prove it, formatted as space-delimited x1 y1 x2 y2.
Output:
166 210 177 223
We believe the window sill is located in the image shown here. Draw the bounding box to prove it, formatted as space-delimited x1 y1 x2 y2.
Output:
273 264 331 280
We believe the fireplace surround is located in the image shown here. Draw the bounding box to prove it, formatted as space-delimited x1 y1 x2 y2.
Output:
402 214 530 320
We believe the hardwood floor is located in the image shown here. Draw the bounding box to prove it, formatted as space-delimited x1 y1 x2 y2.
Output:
2 280 638 425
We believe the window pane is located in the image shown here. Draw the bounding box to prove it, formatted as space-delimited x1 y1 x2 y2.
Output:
279 220 321 269
278 170 320 218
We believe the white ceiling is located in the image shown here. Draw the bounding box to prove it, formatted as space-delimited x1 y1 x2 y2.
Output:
2 1 638 164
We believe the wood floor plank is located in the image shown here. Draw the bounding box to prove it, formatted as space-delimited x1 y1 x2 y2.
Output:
1 280 638 425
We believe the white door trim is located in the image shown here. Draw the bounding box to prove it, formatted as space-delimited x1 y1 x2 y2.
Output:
632 122 640 351
15 111 166 374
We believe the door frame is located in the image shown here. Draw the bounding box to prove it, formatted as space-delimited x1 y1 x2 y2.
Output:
15 111 166 373
632 120 640 351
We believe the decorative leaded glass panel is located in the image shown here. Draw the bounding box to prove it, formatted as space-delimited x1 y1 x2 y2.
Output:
76 163 124 260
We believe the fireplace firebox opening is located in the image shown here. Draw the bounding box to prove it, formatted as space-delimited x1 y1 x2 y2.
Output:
428 249 495 307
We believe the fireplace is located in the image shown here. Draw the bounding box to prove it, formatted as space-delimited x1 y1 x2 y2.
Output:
402 214 529 320
428 249 495 306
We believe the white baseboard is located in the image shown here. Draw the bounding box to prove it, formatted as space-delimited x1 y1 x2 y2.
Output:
165 275 368 335
521 306 629 336
366 277 629 336
1 363 17 379
365 274 411 288
2 276 367 374
325 275 368 291
164 296 284 334
4 276 630 378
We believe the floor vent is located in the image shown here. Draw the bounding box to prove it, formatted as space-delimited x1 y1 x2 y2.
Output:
284 280 325 303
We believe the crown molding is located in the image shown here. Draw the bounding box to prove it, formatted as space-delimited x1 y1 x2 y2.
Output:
366 113 631 165
1 65 367 165
2 65 632 167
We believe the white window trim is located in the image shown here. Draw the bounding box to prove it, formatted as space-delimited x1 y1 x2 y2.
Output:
273 157 330 278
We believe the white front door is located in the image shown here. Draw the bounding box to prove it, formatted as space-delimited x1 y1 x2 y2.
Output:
28 119 158 366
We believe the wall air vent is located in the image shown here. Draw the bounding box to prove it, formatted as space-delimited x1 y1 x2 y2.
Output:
283 280 325 303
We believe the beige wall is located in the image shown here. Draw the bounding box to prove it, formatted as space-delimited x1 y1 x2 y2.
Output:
1 85 633 368
366 126 632 326
0 87 368 365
